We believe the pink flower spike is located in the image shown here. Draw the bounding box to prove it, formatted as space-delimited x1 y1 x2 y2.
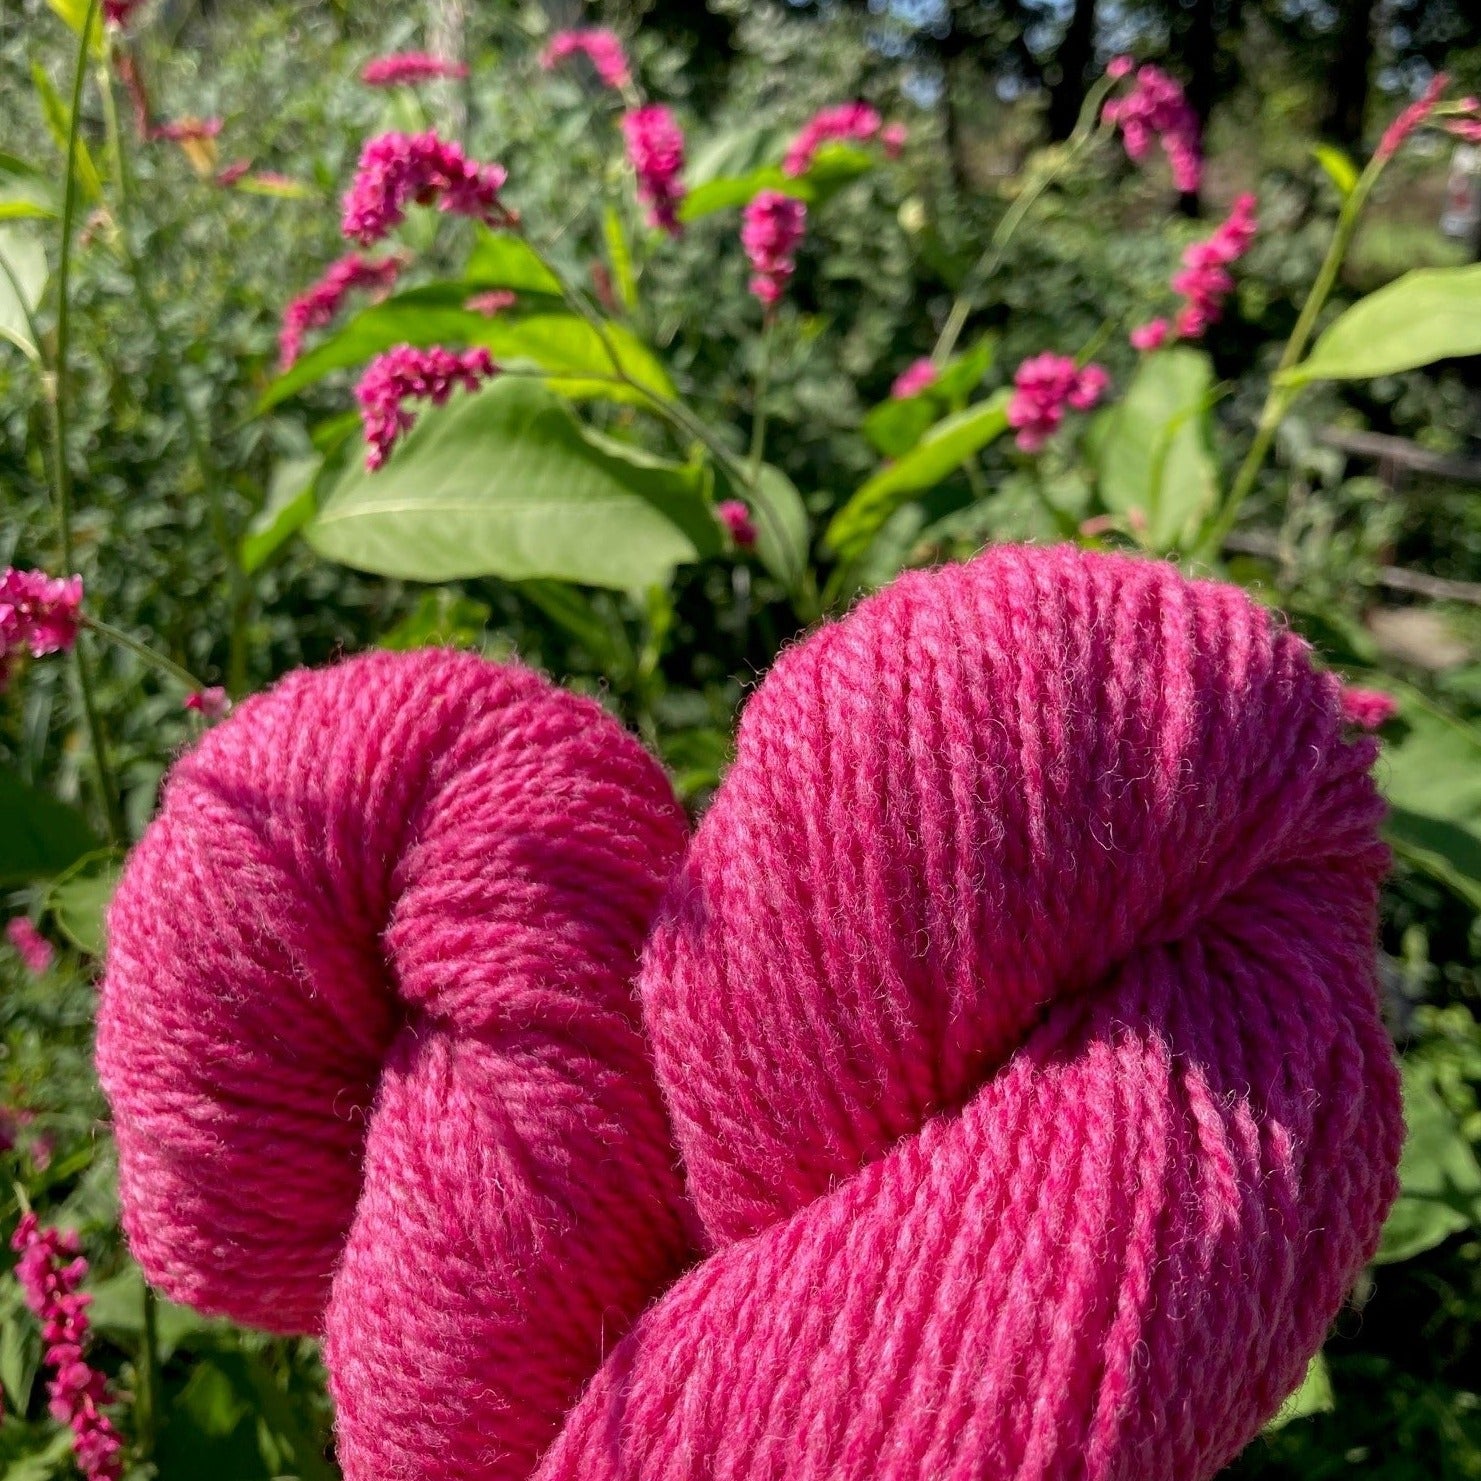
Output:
540 28 632 91
717 500 758 550
1107 55 1135 80
622 106 686 235
1377 71 1449 161
6 917 55 976
1102 64 1202 193
355 345 498 470
742 190 807 310
360 52 470 88
103 0 140 27
215 159 252 187
183 687 230 720
1340 686 1399 731
465 289 517 317
0 569 84 667
890 358 939 399
1007 354 1108 453
279 252 406 371
10 1216 124 1481
342 130 510 246
1130 318 1170 352
1446 119 1481 143
784 102 883 176
1164 192 1258 342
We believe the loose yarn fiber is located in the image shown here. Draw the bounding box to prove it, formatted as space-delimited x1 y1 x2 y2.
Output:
98 545 1403 1481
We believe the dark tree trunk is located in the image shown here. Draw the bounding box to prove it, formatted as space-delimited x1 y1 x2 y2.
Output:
1046 0 1097 141
1322 0 1376 148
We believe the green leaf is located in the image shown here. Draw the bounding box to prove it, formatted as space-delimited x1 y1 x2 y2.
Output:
463 229 565 296
826 389 1012 560
1375 1057 1481 1264
1265 1351 1335 1431
0 1424 75 1481
1312 144 1359 199
86 1266 224 1361
45 0 104 54
602 206 637 311
43 851 121 955
861 396 939 459
0 180 58 222
747 464 810 590
240 454 322 574
935 334 997 405
259 297 671 412
307 377 718 591
1378 685 1481 912
30 62 101 203
378 590 491 651
0 768 99 885
517 581 634 677
0 226 47 361
1088 347 1218 553
1282 263 1481 386
0 1296 40 1412
677 144 875 223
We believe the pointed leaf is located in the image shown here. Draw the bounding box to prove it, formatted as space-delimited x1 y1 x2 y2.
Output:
44 851 121 955
1312 144 1358 199
0 767 99 885
1282 263 1481 386
464 230 565 296
30 62 101 202
240 454 322 574
307 377 716 591
0 226 47 360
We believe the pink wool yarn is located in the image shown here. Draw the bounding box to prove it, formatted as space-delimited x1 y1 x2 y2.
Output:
99 547 1402 1480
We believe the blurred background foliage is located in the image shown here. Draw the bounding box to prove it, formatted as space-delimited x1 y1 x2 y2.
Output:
4 0 1481 1476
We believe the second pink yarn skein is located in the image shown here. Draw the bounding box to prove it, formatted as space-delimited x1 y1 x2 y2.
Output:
98 545 1403 1480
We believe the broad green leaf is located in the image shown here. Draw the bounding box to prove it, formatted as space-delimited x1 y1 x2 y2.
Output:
240 454 322 574
747 464 810 590
308 377 718 591
1283 263 1481 386
45 0 104 54
1089 347 1217 553
463 229 564 295
1375 1057 1481 1263
0 180 57 221
1378 684 1481 911
260 297 671 411
30 62 101 203
1265 1352 1335 1431
0 226 47 361
0 1294 40 1412
1312 144 1359 199
826 389 1012 560
0 767 98 885
0 1424 74 1481
861 396 938 458
602 206 637 310
678 144 875 223
43 850 121 955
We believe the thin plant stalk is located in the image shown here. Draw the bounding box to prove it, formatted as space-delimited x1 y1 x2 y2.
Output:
83 614 205 691
1200 150 1389 561
748 319 773 484
50 0 124 845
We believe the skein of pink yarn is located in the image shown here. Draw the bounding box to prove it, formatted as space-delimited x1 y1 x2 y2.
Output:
97 651 693 1476
99 546 1402 1481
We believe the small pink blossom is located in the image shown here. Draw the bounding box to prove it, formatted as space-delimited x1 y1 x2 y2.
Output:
1377 72 1449 161
741 190 806 308
183 687 230 719
279 252 406 370
465 289 517 317
150 116 221 143
1106 55 1135 80
342 130 511 246
1341 686 1399 730
539 28 632 91
215 159 252 187
103 0 140 27
1 569 84 690
6 918 54 976
890 358 939 399
1007 354 1109 453
1130 318 1170 352
11 1215 125 1480
360 52 470 88
1447 119 1481 143
356 345 498 470
881 122 908 157
784 102 883 176
1167 192 1258 340
622 106 686 235
1103 63 1202 193
716 500 757 549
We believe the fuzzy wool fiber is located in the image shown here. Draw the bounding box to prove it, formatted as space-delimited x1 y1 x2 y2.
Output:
98 544 1403 1480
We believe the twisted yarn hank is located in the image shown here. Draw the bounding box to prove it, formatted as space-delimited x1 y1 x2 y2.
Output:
98 546 1403 1481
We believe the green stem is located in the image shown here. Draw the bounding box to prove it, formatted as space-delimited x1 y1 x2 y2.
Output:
932 74 1118 366
50 0 123 846
97 62 249 693
136 1284 159 1455
1199 153 1387 561
748 320 772 483
83 614 205 690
